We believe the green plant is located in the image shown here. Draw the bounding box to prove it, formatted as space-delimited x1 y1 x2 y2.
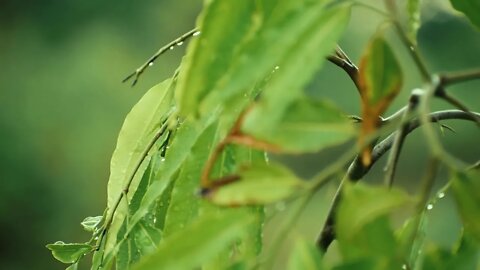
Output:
48 0 480 269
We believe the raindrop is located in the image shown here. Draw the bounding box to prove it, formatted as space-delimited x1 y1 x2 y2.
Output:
426 204 433 210
169 45 175 50
437 192 445 199
274 66 280 70
161 157 166 162
153 217 157 224
148 62 154 67
409 46 414 51
193 31 201 36
177 41 184 46
402 264 407 270
94 236 99 240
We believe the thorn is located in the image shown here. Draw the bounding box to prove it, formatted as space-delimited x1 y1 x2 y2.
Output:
440 123 456 134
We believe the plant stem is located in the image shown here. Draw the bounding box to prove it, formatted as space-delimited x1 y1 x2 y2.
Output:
384 0 431 82
123 28 199 86
384 90 421 187
440 69 480 86
316 109 480 251
327 46 361 94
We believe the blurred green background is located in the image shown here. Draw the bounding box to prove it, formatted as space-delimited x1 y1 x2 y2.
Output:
0 0 478 269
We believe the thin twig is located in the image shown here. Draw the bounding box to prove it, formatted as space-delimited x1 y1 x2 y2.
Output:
435 89 480 125
123 28 200 86
384 90 421 187
327 46 361 93
316 109 480 251
440 69 480 86
384 0 431 82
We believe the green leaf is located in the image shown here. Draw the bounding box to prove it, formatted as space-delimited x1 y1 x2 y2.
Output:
80 216 103 232
114 113 219 260
162 122 219 237
450 0 480 29
116 224 141 270
332 258 377 270
178 1 350 117
46 241 94 264
133 210 254 270
203 148 267 269
336 182 413 242
407 0 421 44
105 78 174 254
134 220 162 255
358 35 403 165
359 36 403 106
337 216 398 259
207 162 305 205
65 263 78 270
450 170 480 241
242 96 354 153
175 1 257 116
422 232 480 270
287 237 324 270
240 5 351 136
396 215 428 268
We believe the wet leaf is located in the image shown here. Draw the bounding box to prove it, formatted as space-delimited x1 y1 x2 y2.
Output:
207 162 305 205
105 78 174 254
242 96 354 153
46 241 94 264
133 210 253 270
80 216 103 232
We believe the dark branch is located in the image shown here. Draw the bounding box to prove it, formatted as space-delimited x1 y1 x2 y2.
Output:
316 109 480 251
327 46 361 94
440 69 480 86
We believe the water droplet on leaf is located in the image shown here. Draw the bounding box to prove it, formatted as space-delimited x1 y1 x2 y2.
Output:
426 204 433 210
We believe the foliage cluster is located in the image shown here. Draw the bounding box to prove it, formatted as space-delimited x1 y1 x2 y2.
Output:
48 0 480 269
